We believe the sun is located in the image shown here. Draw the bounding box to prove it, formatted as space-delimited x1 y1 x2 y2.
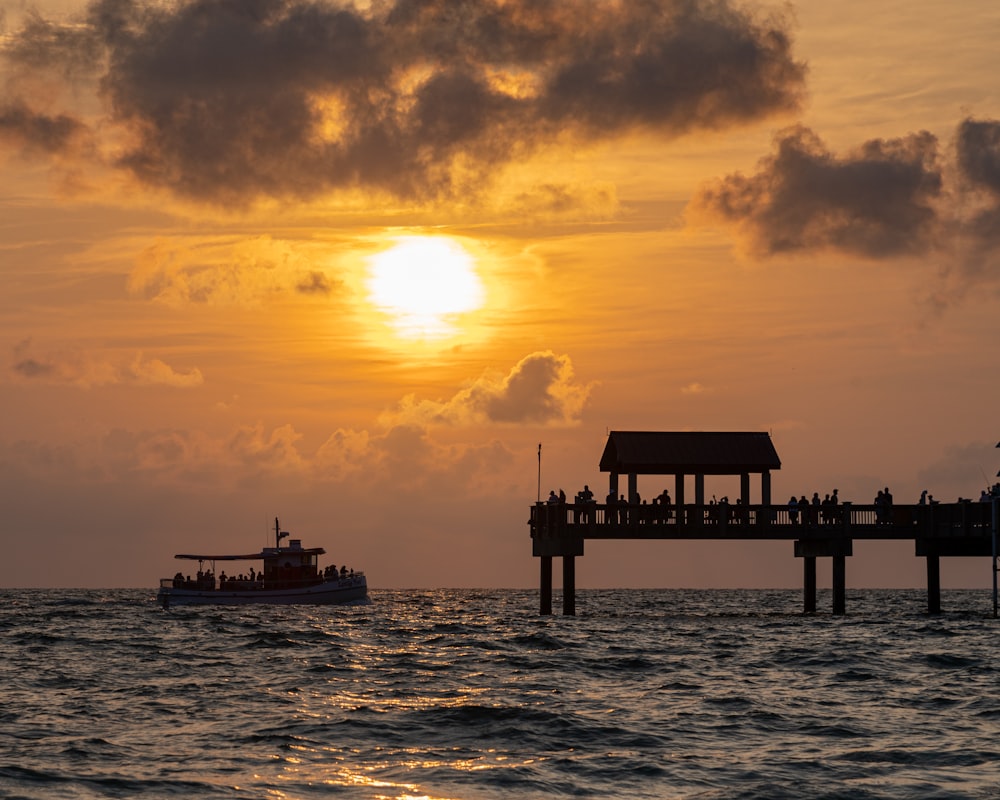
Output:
366 236 485 338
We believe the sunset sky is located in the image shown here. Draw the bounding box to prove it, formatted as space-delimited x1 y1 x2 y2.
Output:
2 0 999 591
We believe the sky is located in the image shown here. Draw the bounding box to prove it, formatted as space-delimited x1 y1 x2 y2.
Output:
1 0 999 591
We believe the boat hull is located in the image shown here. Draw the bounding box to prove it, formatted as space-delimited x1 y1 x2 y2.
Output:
157 577 368 608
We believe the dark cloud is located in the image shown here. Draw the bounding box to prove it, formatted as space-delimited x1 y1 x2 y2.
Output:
957 118 1000 196
0 101 88 155
691 124 943 257
12 357 55 379
955 118 1000 249
296 271 335 295
691 117 1000 308
1 0 805 204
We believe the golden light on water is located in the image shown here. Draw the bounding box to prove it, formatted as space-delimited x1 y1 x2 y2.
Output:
366 236 485 339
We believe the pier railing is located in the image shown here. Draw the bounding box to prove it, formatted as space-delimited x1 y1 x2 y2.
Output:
529 500 994 541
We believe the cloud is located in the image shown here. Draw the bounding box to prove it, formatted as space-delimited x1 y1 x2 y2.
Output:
228 422 307 474
0 100 89 155
690 124 943 258
128 236 336 306
383 351 595 427
956 118 1000 197
1 0 806 205
296 270 336 295
128 354 204 387
689 117 1000 306
505 181 620 221
954 118 1000 252
8 341 203 388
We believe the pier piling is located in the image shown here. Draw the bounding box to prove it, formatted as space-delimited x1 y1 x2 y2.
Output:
539 556 552 615
562 556 576 616
803 556 817 613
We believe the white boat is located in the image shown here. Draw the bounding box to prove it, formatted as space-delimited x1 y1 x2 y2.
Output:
157 518 367 608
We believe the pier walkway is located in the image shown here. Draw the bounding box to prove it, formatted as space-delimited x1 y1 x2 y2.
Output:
528 431 997 615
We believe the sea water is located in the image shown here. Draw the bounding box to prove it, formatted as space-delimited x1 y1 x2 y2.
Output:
1 589 998 800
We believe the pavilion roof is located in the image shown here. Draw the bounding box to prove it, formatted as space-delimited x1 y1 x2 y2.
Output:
599 431 781 475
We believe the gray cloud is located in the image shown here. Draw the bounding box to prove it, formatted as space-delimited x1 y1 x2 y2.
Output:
691 117 1000 307
691 124 943 257
957 118 1000 196
2 0 806 204
0 101 88 155
955 118 1000 250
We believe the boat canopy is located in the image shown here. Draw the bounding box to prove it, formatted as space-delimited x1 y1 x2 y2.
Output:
174 547 326 561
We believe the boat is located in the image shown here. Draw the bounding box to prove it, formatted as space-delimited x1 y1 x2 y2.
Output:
157 517 367 608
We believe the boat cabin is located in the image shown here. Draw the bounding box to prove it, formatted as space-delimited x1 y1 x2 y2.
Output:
261 539 322 589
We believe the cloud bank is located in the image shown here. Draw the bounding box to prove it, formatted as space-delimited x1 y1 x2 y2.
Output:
1 0 806 205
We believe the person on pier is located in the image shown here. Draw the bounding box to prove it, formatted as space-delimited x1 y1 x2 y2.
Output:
788 496 799 525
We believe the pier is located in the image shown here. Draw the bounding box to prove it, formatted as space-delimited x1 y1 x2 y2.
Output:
530 432 997 615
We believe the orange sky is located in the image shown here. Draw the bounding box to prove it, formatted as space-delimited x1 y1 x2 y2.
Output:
2 0 999 590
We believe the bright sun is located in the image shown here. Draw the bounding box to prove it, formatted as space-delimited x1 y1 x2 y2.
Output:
366 236 485 338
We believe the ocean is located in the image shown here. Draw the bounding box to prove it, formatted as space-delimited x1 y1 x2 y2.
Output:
1 589 998 800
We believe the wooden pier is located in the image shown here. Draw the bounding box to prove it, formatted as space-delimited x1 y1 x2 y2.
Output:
529 431 997 615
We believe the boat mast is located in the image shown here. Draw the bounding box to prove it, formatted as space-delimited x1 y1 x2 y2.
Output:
275 517 289 549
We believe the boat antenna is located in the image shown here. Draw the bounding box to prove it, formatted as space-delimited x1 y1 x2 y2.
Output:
275 517 289 549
